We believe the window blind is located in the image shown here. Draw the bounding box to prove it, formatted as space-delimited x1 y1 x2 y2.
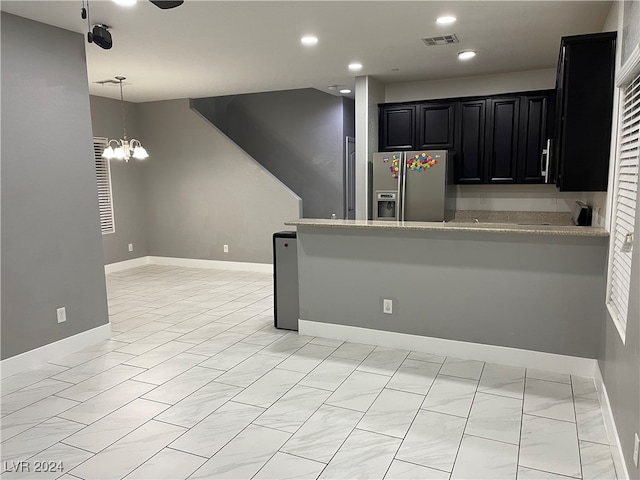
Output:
93 137 115 235
608 73 639 338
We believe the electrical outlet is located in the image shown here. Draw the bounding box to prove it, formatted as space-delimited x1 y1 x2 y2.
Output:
128 243 134 252
223 244 229 253
633 432 639 468
383 299 393 315
56 307 66 324
551 194 557 205
479 195 487 205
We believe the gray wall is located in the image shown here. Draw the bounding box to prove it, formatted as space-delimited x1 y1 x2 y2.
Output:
342 97 356 218
297 228 607 358
599 205 640 479
192 89 353 219
622 0 640 66
343 98 356 140
136 99 300 264
384 69 556 103
598 3 640 477
1 13 109 360
89 96 149 265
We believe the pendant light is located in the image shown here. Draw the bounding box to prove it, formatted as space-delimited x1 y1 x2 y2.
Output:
102 76 148 162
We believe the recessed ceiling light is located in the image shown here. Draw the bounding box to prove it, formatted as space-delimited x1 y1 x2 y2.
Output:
458 50 476 60
348 63 363 71
436 16 457 25
112 0 137 6
339 89 352 94
301 36 318 46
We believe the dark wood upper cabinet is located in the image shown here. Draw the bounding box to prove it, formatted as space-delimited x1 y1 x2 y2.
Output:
417 102 455 149
379 105 416 151
518 94 549 183
456 100 486 184
485 97 520 183
553 32 616 192
378 88 560 185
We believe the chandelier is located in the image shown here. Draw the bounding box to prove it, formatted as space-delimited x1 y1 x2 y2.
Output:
102 76 148 162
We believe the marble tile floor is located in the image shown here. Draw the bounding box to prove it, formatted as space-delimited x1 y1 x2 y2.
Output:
1 265 619 480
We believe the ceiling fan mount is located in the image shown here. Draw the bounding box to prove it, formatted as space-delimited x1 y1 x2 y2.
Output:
81 0 184 49
148 0 184 9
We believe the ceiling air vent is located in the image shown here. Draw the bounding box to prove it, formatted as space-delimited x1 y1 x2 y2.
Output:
421 34 459 46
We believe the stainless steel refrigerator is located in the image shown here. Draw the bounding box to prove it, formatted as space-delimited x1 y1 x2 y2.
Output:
372 150 455 222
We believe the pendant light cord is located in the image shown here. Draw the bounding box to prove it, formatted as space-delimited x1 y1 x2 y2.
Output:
118 77 127 141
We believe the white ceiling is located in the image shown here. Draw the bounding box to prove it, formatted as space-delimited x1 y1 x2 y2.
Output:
1 1 612 103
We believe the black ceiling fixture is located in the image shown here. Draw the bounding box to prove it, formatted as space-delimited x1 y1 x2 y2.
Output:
90 24 113 49
149 0 184 9
80 0 184 49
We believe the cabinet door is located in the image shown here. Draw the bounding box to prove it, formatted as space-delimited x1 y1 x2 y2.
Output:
379 105 416 151
518 94 548 183
417 102 455 149
455 100 486 183
556 33 616 191
485 97 519 183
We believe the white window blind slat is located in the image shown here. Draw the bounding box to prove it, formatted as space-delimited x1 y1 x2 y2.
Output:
93 137 115 235
607 72 640 340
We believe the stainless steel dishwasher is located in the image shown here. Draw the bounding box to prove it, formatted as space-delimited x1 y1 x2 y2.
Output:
272 231 299 330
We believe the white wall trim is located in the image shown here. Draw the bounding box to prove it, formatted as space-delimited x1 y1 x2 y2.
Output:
104 256 150 274
616 44 640 87
0 323 112 379
299 320 598 378
594 366 631 480
104 256 273 274
148 256 273 274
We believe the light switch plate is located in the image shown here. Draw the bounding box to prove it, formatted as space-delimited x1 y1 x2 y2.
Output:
383 299 393 314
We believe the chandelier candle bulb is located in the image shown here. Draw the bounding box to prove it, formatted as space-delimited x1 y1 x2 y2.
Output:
102 76 149 162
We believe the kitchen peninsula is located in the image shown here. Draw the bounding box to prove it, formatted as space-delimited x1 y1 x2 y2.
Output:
286 218 609 373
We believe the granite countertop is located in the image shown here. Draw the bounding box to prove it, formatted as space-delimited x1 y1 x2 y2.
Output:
285 218 609 237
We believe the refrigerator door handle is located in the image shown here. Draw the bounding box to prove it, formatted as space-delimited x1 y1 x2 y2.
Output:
400 152 408 221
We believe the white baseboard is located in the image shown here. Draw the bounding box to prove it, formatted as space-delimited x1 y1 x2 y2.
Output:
104 256 150 274
0 323 112 379
104 256 273 274
147 256 273 274
594 365 630 480
299 320 598 378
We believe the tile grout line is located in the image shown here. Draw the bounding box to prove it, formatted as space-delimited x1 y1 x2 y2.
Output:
571 377 585 480
4 266 616 480
515 372 527 478
388 353 446 475
450 361 486 476
61 416 181 478
306 349 401 478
